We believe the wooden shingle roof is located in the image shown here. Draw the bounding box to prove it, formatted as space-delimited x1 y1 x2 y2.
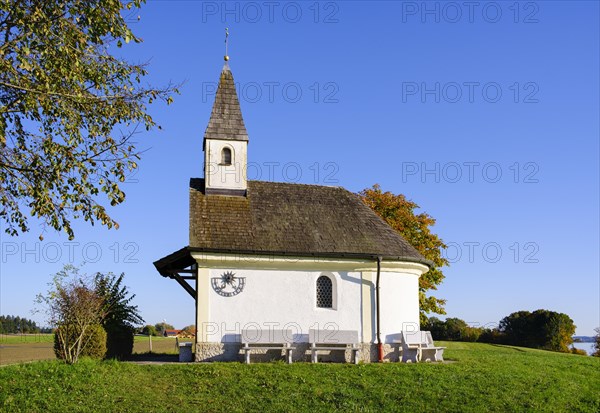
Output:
203 64 248 142
188 178 430 264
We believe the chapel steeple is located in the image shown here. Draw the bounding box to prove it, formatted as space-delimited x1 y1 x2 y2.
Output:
203 31 248 196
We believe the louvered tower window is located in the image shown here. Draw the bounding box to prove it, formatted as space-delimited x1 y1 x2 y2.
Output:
316 275 333 308
221 147 232 165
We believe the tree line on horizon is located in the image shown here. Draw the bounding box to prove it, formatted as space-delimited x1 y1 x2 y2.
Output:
0 315 52 334
424 309 599 356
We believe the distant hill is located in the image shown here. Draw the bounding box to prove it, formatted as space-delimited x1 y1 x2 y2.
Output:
573 336 595 343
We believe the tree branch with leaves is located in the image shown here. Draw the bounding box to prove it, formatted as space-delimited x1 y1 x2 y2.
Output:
0 0 179 239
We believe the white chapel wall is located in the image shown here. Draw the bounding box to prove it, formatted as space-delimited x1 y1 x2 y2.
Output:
204 268 362 343
378 271 421 343
200 266 421 344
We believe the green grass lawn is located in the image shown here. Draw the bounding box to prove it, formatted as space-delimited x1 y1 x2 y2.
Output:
0 342 598 412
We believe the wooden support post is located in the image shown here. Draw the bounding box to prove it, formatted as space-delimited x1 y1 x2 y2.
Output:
171 272 196 298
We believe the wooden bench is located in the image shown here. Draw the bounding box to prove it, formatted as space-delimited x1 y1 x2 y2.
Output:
241 329 295 364
309 329 360 364
400 331 445 362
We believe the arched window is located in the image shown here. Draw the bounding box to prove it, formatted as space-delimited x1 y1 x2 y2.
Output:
316 275 333 308
221 147 232 165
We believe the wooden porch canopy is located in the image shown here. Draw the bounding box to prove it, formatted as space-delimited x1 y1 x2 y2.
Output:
153 247 197 300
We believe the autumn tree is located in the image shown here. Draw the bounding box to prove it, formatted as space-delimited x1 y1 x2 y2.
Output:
0 0 178 239
359 184 448 323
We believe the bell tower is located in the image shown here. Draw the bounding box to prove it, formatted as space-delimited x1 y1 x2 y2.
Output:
203 31 248 196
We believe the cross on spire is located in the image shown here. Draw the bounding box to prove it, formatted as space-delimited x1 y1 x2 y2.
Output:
224 27 229 61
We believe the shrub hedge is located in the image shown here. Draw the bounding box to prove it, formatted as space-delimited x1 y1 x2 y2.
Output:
54 324 107 361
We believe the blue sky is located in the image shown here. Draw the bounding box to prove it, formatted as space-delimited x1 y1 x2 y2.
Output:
1 1 598 335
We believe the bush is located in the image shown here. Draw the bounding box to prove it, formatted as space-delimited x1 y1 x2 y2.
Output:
54 324 107 360
444 318 469 341
478 328 507 344
105 325 134 360
424 316 484 342
570 346 587 356
94 272 143 360
462 327 482 342
423 317 446 340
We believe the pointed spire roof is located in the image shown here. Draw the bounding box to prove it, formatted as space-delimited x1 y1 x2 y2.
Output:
203 63 248 142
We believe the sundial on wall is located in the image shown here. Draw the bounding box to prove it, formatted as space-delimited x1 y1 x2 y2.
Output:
211 271 246 297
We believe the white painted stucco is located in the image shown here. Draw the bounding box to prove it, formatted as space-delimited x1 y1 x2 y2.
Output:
193 253 426 345
379 271 421 343
205 268 361 343
204 139 248 191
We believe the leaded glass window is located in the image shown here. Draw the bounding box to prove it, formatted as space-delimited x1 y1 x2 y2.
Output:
316 275 333 308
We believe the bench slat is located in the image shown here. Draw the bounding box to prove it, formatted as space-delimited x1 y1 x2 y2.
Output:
241 329 293 344
311 346 358 351
309 329 358 344
243 346 294 350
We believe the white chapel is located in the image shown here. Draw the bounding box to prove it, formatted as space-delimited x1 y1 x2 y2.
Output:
154 57 432 362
